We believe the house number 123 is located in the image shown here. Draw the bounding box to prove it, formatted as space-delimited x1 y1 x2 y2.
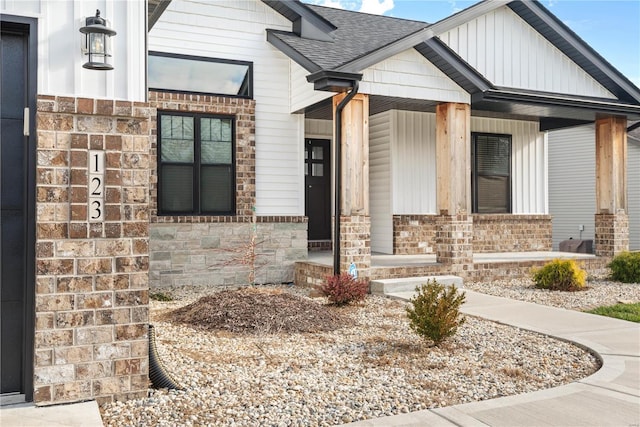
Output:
89 150 105 222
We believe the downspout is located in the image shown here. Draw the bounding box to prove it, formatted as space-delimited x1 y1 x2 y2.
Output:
333 81 359 275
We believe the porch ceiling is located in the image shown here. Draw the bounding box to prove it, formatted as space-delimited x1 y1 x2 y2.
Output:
304 95 574 124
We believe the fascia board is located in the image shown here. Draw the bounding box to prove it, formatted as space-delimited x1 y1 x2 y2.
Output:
266 30 322 73
335 0 509 74
511 0 640 104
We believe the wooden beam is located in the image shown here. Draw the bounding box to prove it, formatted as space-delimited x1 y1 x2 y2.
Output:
333 93 370 215
595 116 627 214
436 102 471 215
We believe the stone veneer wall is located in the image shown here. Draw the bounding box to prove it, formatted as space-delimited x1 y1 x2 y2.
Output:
148 92 307 288
34 95 151 405
150 217 307 288
472 214 552 253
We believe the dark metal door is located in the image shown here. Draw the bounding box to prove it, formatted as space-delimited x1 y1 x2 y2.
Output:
305 139 331 240
1 21 34 398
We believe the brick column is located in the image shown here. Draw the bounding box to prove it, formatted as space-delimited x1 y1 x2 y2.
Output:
333 93 370 278
594 116 628 256
34 96 151 405
436 214 473 277
595 213 629 257
435 102 473 274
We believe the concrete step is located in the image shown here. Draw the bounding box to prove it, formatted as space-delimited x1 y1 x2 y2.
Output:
370 275 463 296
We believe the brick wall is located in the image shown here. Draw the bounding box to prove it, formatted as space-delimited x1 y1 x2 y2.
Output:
148 92 307 289
34 95 151 405
393 215 437 255
472 214 552 253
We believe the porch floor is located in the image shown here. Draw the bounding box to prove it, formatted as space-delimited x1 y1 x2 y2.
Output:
296 250 606 284
307 250 596 268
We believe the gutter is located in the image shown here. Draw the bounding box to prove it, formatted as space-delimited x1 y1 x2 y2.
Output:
306 70 362 275
332 81 359 275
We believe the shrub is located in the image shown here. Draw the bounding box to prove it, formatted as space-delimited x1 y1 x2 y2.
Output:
321 273 369 306
608 251 640 283
406 280 466 346
150 292 173 302
532 259 586 291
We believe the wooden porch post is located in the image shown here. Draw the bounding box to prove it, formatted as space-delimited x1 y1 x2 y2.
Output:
595 116 629 257
332 93 370 277
435 102 473 276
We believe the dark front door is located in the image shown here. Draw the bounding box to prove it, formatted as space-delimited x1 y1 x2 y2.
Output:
1 17 36 400
305 139 331 240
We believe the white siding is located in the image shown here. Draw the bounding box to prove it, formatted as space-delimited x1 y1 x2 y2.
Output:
1 0 146 101
439 6 615 99
385 111 546 216
369 111 393 254
360 49 470 104
304 119 332 140
391 111 437 214
291 61 333 113
150 0 305 216
548 126 596 249
549 126 640 251
629 139 640 250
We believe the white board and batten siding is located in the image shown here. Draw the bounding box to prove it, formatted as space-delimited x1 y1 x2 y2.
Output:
438 5 615 99
150 0 305 216
1 0 146 101
360 49 470 104
549 126 640 250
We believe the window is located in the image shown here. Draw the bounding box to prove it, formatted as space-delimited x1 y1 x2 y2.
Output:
158 112 235 215
148 51 252 98
472 133 512 213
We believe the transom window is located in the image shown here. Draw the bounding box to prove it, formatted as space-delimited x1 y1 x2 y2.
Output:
158 112 235 215
472 133 512 213
148 51 252 98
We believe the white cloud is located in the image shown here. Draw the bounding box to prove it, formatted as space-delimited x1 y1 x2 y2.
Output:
447 0 462 14
546 0 557 8
359 0 394 15
315 0 347 9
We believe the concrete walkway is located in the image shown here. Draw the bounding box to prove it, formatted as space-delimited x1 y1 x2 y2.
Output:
2 291 638 427
345 290 640 427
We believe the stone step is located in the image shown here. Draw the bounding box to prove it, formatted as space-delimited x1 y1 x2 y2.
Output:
370 275 464 295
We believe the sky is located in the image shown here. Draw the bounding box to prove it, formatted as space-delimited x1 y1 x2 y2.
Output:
303 0 640 87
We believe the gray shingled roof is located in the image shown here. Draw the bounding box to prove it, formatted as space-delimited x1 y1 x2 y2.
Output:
268 4 429 71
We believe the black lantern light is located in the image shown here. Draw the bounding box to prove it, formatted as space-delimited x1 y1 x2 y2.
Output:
79 9 116 70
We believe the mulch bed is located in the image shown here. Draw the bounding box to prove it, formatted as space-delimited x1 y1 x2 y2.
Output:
164 287 349 334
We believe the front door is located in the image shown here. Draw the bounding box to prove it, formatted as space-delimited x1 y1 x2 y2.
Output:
305 139 331 240
1 16 36 401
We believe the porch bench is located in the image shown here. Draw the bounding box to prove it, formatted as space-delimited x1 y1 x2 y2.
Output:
370 275 463 296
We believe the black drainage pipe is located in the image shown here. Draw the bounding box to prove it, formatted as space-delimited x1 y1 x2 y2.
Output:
148 324 184 391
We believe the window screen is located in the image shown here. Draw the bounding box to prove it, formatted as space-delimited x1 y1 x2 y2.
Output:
472 133 512 213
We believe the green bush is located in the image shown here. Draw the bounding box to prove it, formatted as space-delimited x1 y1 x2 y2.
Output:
608 251 640 283
406 280 466 346
150 292 173 302
321 273 369 306
532 259 586 291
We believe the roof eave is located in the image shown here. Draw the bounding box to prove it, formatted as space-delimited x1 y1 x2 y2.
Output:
306 70 363 92
507 0 640 104
266 30 322 74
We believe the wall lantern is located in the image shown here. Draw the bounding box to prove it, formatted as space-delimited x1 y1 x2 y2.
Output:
79 9 116 70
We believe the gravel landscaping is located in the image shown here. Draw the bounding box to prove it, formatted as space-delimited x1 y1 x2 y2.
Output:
95 277 640 427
